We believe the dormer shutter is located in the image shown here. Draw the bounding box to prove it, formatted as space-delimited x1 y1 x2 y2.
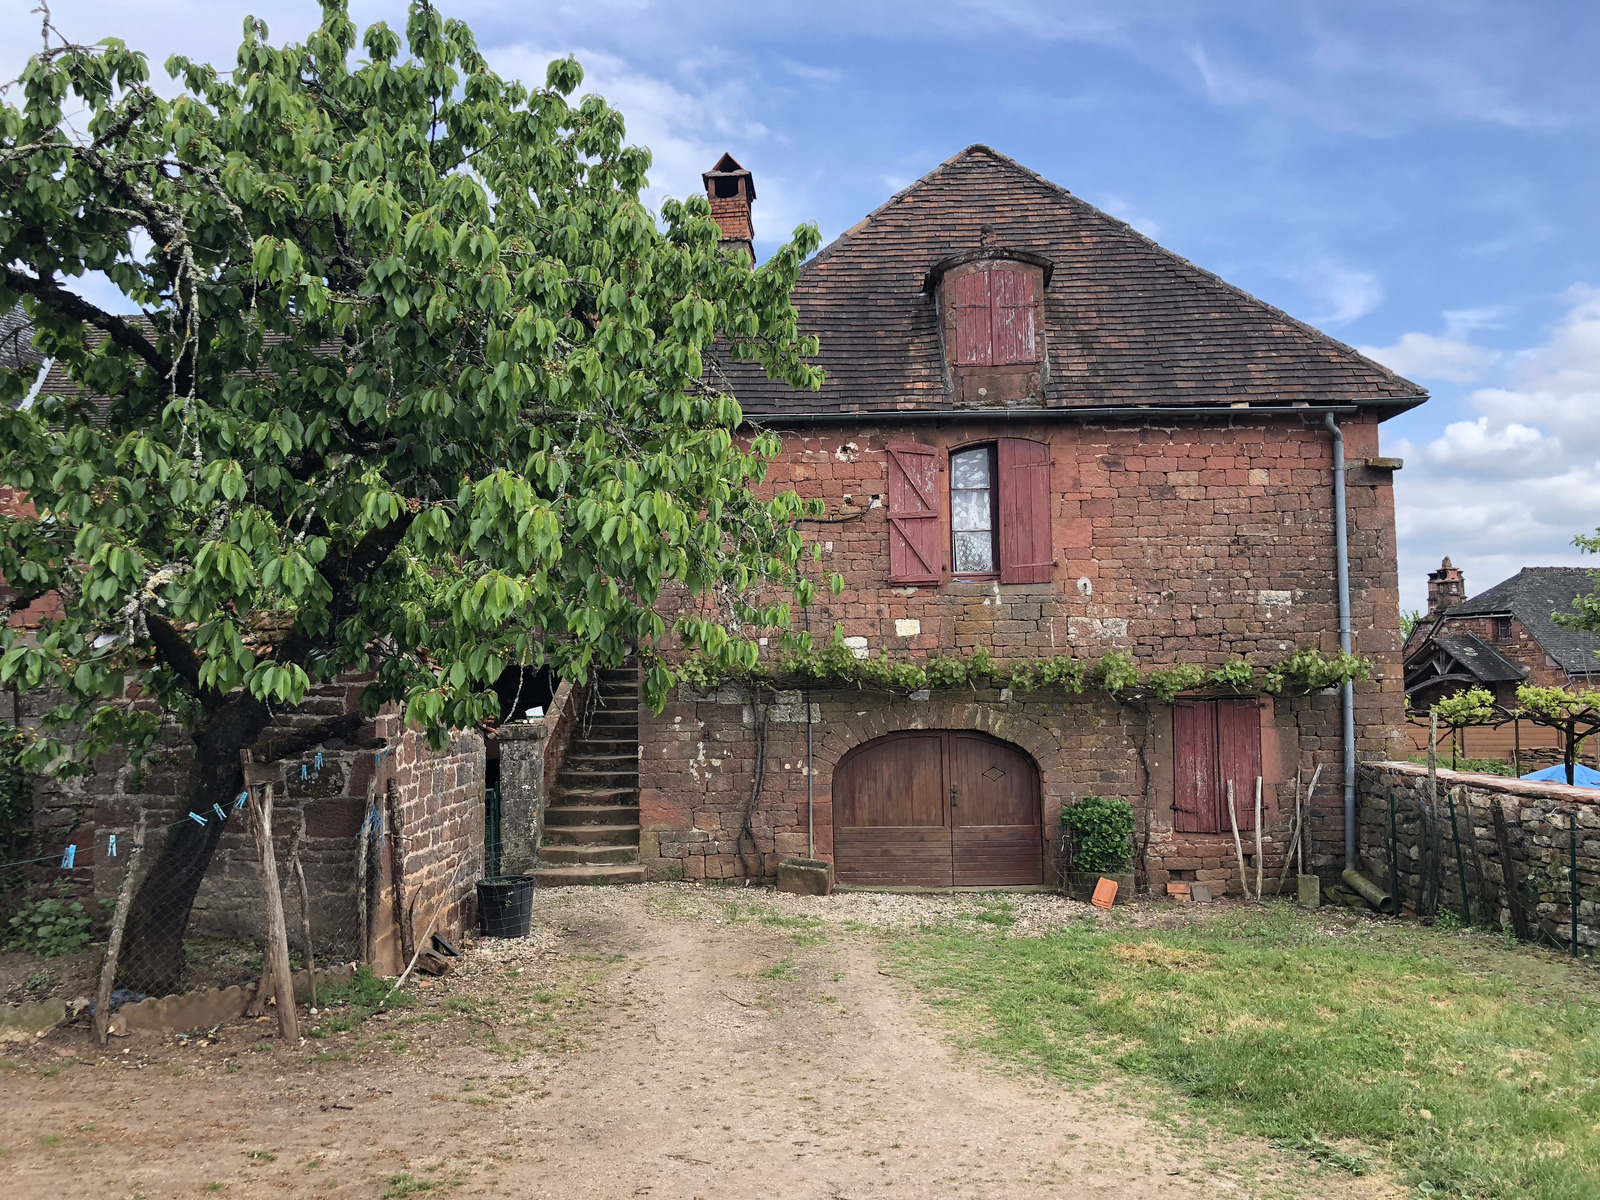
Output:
885 441 943 584
948 268 1038 367
997 438 1052 584
950 273 994 366
992 271 1036 365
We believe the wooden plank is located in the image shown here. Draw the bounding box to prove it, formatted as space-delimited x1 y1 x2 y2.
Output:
950 271 993 365
990 270 1036 365
953 827 1043 886
1218 699 1261 832
1173 701 1219 833
996 438 1052 584
885 442 942 584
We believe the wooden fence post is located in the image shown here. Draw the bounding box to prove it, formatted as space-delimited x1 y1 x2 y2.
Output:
242 751 298 1042
93 806 147 1045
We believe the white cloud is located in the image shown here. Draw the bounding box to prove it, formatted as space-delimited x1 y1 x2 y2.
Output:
1394 286 1600 610
484 42 813 249
1095 192 1162 238
1282 255 1383 326
1356 331 1500 384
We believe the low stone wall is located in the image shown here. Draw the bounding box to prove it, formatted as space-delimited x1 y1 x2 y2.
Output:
14 677 485 975
1358 761 1598 950
497 678 585 876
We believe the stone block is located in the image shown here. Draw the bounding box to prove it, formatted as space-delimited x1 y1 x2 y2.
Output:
1189 883 1214 903
775 857 834 896
0 998 66 1043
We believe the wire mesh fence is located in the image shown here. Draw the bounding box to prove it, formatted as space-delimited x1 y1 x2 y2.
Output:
1 775 375 1041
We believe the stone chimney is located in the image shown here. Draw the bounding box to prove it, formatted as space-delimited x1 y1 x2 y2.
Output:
1426 556 1466 617
702 152 755 262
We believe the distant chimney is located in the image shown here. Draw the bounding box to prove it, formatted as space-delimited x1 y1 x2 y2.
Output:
702 152 755 262
1426 556 1466 617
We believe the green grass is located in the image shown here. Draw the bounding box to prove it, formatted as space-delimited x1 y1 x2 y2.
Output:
382 1172 436 1197
889 905 1600 1200
304 964 413 1038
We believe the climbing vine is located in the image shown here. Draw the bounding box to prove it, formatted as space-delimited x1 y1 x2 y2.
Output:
647 628 1370 705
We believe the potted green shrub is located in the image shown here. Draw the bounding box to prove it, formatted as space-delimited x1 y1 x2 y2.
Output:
1061 795 1136 904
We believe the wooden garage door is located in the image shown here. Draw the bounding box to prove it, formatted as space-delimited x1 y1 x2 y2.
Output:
834 731 1042 887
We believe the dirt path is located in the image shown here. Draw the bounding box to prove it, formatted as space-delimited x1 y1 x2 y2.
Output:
1 885 1395 1199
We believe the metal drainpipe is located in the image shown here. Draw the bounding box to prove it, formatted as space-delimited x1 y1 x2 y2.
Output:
806 682 815 859
1324 412 1357 870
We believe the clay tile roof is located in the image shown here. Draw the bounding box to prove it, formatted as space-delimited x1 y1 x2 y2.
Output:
1446 567 1600 678
726 145 1427 419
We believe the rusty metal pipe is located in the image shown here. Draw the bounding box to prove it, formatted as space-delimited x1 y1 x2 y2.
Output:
1341 867 1397 915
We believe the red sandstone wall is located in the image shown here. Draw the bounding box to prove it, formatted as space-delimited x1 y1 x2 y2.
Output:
641 414 1406 893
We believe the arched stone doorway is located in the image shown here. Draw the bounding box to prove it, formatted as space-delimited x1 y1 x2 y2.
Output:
833 730 1043 887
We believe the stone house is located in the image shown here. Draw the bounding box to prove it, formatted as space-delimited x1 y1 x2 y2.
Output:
1402 558 1600 764
521 146 1426 896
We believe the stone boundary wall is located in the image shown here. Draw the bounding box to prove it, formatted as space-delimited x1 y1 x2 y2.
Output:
1359 761 1597 950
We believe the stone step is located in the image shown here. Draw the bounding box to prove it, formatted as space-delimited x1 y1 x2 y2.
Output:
556 769 638 789
582 715 638 731
534 863 645 886
563 752 638 767
542 802 641 826
549 784 638 803
541 822 640 846
539 843 639 866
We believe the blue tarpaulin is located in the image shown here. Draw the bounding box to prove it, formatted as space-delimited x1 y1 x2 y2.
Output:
1521 762 1600 789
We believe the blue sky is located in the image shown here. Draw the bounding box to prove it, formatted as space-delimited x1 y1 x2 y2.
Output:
6 0 1598 612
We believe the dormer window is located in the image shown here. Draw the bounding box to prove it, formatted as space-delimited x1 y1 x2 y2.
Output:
950 269 1038 366
929 251 1051 406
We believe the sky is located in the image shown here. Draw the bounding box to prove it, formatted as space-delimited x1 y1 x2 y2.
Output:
5 0 1597 613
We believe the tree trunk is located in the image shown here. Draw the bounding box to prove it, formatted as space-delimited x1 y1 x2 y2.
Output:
115 695 364 996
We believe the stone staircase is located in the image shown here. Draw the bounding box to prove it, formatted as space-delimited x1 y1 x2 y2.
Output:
534 665 644 886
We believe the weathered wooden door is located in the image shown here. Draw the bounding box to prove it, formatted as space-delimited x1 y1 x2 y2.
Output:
949 733 1044 885
833 731 1041 887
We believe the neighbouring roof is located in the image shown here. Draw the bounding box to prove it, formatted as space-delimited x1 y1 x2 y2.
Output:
1429 633 1527 684
1445 567 1600 677
0 307 45 376
727 145 1428 420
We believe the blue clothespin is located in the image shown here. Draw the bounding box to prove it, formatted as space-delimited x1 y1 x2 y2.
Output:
61 844 76 869
188 811 207 826
301 763 308 781
213 803 227 822
236 790 249 811
108 834 117 858
314 752 323 770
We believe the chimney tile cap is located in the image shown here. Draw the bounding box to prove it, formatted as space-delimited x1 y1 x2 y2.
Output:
702 152 756 201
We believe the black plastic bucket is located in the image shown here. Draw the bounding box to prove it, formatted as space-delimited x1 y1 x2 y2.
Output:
476 875 535 938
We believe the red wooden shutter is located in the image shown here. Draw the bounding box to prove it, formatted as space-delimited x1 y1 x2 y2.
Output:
885 441 943 584
1173 701 1220 834
1217 698 1262 832
950 272 994 366
997 438 1052 584
991 270 1037 365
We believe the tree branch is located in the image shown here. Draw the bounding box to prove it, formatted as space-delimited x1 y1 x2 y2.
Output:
3 266 170 377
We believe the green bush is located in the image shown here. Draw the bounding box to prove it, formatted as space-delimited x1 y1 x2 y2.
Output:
1062 795 1135 874
5 893 95 957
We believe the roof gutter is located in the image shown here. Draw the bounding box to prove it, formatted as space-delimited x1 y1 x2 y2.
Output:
747 403 1363 427
1325 412 1357 872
